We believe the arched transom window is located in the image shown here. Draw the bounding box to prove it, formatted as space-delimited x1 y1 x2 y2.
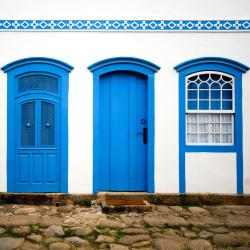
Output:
186 71 234 144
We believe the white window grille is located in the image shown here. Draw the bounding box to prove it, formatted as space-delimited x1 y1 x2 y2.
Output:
186 71 234 145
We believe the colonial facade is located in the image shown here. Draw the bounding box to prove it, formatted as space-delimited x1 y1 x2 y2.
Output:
0 0 250 194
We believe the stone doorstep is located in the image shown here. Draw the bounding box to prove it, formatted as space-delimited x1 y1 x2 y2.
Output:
97 192 153 213
0 192 250 206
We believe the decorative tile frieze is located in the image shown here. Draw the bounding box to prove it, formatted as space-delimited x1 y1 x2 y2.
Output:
0 20 249 31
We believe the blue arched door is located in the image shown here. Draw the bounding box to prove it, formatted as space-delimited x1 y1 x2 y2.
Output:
2 58 73 192
89 57 160 192
99 71 147 191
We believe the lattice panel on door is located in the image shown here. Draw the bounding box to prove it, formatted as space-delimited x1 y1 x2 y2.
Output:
19 75 58 93
41 102 55 146
21 102 35 146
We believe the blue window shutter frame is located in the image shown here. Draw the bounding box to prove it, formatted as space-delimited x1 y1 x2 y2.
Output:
175 57 249 194
88 57 160 193
2 57 73 192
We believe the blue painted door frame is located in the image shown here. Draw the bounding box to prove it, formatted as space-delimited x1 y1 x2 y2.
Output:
88 57 160 193
175 57 249 194
2 57 73 192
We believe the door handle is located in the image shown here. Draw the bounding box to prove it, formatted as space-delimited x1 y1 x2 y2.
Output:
143 127 147 144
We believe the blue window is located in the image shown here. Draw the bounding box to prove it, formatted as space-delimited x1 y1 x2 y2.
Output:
175 57 249 194
186 71 234 145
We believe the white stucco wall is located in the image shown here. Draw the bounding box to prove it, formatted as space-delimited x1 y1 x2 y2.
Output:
186 153 237 193
0 0 250 193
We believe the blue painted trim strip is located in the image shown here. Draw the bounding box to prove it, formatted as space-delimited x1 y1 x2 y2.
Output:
0 20 249 31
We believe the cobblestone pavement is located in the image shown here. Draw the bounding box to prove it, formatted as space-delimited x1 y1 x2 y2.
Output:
0 202 250 250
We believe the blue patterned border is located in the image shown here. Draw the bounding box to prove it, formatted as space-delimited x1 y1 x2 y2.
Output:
0 20 250 31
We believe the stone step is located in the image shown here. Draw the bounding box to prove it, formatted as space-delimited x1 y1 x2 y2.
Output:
97 192 153 213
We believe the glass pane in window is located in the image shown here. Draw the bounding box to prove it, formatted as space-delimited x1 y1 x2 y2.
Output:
187 114 197 122
199 101 209 110
187 133 197 143
211 90 220 99
199 133 209 143
187 123 197 132
211 74 221 81
211 82 220 89
211 133 220 143
199 74 209 81
211 101 221 110
221 134 232 143
221 114 232 122
197 114 209 122
188 101 198 110
188 82 197 89
222 83 232 89
188 90 197 99
222 90 232 99
222 101 232 110
197 123 209 132
221 123 232 133
199 82 209 89
199 90 209 99
211 123 220 133
211 114 220 122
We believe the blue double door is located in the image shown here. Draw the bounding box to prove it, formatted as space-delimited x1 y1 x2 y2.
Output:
99 71 148 191
15 96 61 192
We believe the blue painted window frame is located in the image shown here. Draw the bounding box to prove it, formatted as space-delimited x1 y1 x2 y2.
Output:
88 57 160 193
175 57 249 194
2 57 73 192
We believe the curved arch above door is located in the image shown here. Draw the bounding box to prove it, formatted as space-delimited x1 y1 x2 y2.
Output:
89 57 160 193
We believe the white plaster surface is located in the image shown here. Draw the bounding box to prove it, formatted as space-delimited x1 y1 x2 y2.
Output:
186 153 237 193
0 0 250 193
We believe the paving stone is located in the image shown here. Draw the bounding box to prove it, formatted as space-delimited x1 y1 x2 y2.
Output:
27 234 42 242
0 237 25 250
183 231 197 238
207 227 229 233
14 206 37 215
213 234 247 247
199 230 214 239
144 215 188 227
0 226 6 234
19 242 42 250
39 216 62 227
49 242 71 250
188 239 213 250
123 227 146 234
224 215 250 228
95 235 115 243
45 225 65 237
169 206 184 212
153 238 186 250
109 244 129 250
12 225 31 235
43 237 62 246
189 215 224 227
65 236 89 246
0 215 39 226
156 206 171 213
188 207 210 215
119 234 151 245
98 218 125 228
72 226 93 236
57 204 74 213
132 240 151 247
